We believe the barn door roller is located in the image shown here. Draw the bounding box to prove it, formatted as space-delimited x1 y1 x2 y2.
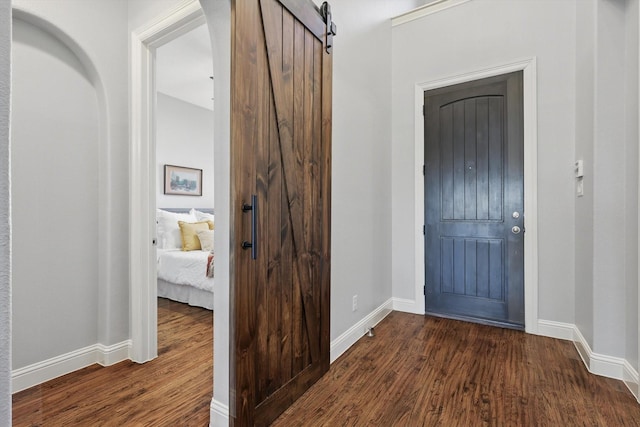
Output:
321 2 337 53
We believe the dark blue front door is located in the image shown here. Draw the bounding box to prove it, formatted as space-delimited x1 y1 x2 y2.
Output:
424 71 524 329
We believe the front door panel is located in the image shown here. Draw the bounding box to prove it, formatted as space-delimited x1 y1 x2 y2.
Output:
424 72 524 328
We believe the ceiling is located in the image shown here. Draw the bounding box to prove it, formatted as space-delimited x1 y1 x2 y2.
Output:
156 24 214 111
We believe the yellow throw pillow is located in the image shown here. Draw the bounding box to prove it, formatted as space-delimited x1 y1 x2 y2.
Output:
178 220 214 251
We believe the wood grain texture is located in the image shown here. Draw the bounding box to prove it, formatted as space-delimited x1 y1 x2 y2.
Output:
12 298 212 427
231 0 331 424
273 312 640 426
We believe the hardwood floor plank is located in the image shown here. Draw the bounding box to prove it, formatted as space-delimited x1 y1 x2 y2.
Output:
12 298 213 426
273 312 640 426
13 308 640 426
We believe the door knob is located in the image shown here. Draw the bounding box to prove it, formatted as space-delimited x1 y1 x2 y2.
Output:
512 226 521 234
512 211 520 219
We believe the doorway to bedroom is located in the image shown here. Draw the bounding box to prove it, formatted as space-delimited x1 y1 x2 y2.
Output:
153 22 215 363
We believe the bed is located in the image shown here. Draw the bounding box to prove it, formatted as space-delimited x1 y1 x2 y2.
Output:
156 208 215 310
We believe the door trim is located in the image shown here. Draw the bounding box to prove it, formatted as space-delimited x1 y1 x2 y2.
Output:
129 0 206 363
413 58 539 334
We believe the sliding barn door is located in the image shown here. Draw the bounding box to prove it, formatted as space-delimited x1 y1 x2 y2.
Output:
230 0 335 425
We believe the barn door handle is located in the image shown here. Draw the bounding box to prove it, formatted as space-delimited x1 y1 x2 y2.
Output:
242 195 257 260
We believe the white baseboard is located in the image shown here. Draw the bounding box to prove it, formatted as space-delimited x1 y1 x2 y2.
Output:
589 351 630 380
96 340 132 366
209 398 229 427
572 327 592 371
572 325 625 379
537 319 639 401
392 297 423 314
12 340 131 393
536 319 575 341
565 322 639 400
623 361 640 402
330 298 393 363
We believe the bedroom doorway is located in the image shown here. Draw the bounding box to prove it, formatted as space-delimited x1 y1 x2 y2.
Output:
154 23 215 310
130 6 232 422
130 1 210 363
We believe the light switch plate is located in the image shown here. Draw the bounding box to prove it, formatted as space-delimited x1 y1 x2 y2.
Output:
575 160 584 178
576 177 584 197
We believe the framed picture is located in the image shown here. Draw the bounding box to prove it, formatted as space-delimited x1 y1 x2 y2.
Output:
164 165 203 196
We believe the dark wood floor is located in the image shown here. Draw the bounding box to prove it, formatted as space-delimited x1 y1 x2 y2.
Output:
12 298 213 426
13 307 640 426
273 311 640 426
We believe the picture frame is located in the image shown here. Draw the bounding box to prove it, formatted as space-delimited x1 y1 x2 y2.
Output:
164 165 203 196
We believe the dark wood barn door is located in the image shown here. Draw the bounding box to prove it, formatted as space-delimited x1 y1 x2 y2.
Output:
424 72 524 329
230 0 334 425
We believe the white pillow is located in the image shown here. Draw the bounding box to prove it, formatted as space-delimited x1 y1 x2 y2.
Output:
196 229 215 252
156 209 196 249
190 208 215 224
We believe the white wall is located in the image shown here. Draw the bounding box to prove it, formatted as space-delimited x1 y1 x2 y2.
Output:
574 0 638 362
128 0 187 33
156 93 214 209
625 0 639 372
15 0 130 352
197 2 230 423
328 0 423 340
574 0 596 353
574 0 640 375
0 2 11 423
11 16 100 368
391 0 577 323
10 1 129 378
197 3 231 425
592 0 628 358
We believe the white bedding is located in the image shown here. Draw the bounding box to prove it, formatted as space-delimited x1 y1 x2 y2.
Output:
157 249 214 293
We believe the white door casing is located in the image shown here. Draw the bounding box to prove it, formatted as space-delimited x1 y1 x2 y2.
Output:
129 0 206 363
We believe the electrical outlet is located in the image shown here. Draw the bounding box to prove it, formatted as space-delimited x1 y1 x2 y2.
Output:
352 295 358 312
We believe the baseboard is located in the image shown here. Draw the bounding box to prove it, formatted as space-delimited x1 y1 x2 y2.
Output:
572 323 640 399
623 361 640 402
589 351 630 380
12 340 131 393
96 340 132 366
209 398 229 427
330 298 393 363
536 319 639 400
536 319 575 341
392 297 424 315
572 325 625 379
572 327 592 371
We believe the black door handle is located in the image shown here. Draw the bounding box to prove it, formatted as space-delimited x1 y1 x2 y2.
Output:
242 194 257 260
